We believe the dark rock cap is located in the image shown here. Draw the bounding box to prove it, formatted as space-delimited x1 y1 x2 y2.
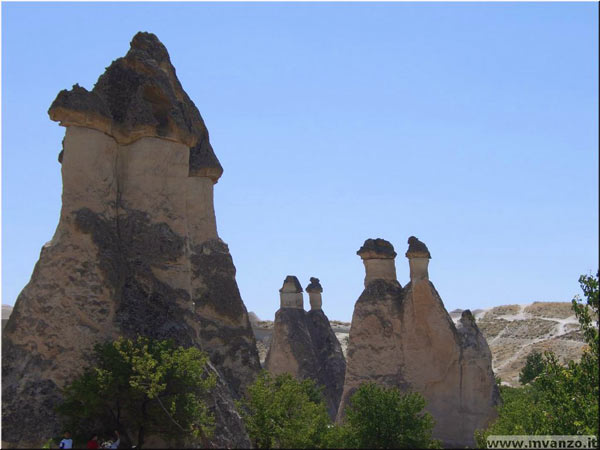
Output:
306 277 323 293
461 309 476 323
357 238 397 260
49 32 223 182
279 275 303 293
405 236 431 259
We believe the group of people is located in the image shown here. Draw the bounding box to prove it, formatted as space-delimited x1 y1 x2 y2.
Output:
59 430 121 449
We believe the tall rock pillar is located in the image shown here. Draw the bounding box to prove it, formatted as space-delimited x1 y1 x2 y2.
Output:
337 239 404 421
265 276 315 377
406 235 430 281
306 277 323 310
338 236 499 447
358 238 398 287
279 275 305 309
2 32 259 448
265 276 346 420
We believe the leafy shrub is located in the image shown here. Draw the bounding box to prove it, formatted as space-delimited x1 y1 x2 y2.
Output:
340 383 440 449
238 371 330 449
57 336 216 448
519 351 544 385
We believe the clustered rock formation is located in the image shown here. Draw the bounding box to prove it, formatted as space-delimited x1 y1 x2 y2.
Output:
264 276 346 419
338 236 499 448
2 31 500 449
2 32 259 448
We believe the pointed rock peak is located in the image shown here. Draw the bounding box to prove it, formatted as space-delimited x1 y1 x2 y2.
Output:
127 31 171 64
48 32 223 182
460 309 476 325
306 277 323 293
405 236 431 259
357 238 397 260
279 275 303 293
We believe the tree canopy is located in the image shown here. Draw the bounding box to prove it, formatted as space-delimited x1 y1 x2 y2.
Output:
238 371 331 449
340 383 440 449
57 336 216 448
239 373 440 449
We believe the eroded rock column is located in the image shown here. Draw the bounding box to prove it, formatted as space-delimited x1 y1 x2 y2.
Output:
406 235 431 281
2 32 258 448
265 276 346 420
305 278 347 420
337 238 404 421
265 276 314 377
306 277 323 310
338 236 498 448
279 275 305 309
357 238 398 286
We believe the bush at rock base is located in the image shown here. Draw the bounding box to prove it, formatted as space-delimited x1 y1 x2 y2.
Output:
57 336 216 448
239 372 440 449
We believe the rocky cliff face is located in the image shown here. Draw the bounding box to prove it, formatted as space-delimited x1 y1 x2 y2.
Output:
264 276 346 419
2 32 259 448
338 237 499 448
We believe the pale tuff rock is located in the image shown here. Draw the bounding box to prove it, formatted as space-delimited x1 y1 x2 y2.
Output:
279 275 304 309
265 277 346 420
406 236 431 282
357 238 398 287
2 32 258 448
405 235 431 258
338 237 498 448
455 310 501 432
306 277 323 310
48 32 222 182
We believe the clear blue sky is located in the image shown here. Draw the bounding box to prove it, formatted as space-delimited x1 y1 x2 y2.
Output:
2 2 598 321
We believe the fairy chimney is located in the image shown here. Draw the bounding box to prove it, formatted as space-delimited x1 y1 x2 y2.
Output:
338 236 498 447
1 32 259 448
266 276 346 420
405 236 431 281
279 275 304 309
356 238 397 287
306 277 323 310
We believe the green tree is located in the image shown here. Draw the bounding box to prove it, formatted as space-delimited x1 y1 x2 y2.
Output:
532 272 599 435
519 350 545 385
57 336 216 448
474 384 551 446
341 383 440 449
238 371 331 449
476 272 600 446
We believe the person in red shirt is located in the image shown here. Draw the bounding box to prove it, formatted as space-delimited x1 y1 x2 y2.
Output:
86 434 100 449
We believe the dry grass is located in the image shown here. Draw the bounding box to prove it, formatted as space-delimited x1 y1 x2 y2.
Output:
494 338 587 385
504 319 557 339
483 305 521 318
477 318 509 340
524 302 575 319
478 318 556 341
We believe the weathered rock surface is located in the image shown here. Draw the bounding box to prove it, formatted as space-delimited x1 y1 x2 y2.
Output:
1 304 13 330
2 32 259 448
357 238 397 286
181 301 588 387
338 237 499 448
305 308 347 419
264 276 346 419
6 301 581 390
